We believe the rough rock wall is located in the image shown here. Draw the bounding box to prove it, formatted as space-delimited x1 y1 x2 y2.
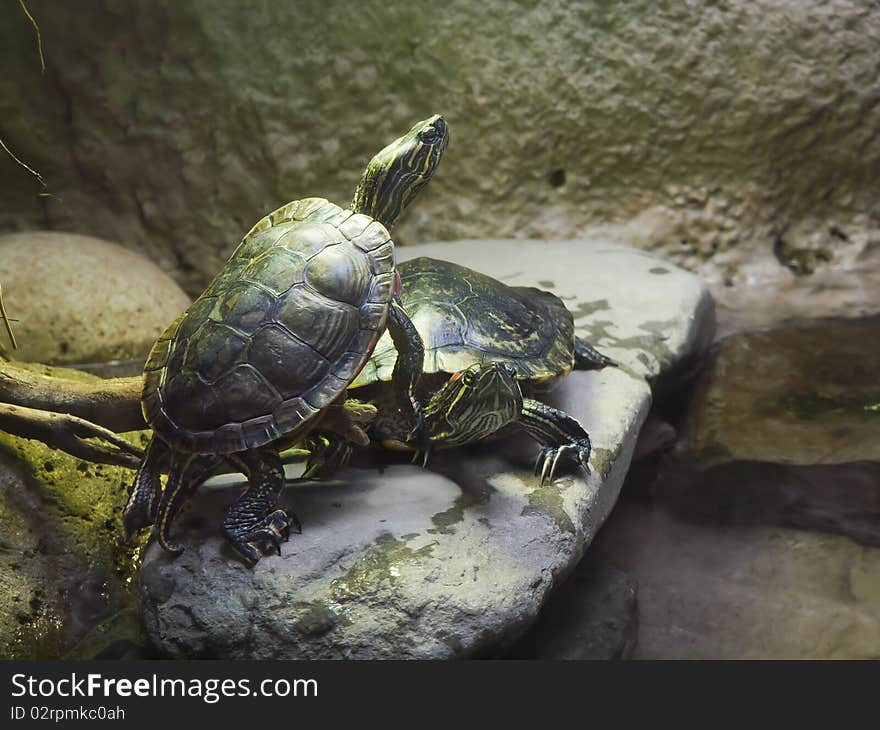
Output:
1 0 878 295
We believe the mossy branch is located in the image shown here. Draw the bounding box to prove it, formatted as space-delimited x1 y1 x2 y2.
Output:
0 403 143 468
0 362 145 433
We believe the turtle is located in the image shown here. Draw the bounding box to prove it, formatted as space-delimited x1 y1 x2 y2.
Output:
303 256 615 483
123 115 450 563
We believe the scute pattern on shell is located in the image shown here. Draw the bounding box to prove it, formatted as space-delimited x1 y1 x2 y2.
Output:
352 257 575 388
142 198 394 454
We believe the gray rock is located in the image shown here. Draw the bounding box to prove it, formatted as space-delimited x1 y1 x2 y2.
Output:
140 238 713 659
1 1 878 301
508 553 638 660
0 232 191 365
599 501 880 660
653 316 880 545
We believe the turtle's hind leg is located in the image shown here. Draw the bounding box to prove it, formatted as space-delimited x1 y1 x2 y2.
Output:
519 399 592 484
155 453 217 554
123 437 169 539
574 336 617 370
223 447 300 564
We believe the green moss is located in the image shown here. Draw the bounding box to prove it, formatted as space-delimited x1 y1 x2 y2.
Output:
330 533 436 603
779 391 880 421
524 478 575 534
293 601 350 636
569 299 611 320
0 430 147 659
590 446 615 480
429 480 493 535
65 608 146 659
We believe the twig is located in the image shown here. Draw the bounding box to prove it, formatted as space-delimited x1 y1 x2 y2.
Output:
18 0 45 74
0 136 47 189
0 402 143 468
0 285 16 349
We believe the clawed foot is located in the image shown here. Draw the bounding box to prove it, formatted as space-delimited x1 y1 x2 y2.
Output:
122 502 155 542
407 404 432 468
302 436 353 479
226 509 301 564
533 444 591 485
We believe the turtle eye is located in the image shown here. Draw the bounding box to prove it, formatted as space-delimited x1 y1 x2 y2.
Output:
418 126 439 143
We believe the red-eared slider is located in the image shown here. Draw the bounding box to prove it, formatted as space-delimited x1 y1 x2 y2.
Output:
124 116 450 563
306 257 615 483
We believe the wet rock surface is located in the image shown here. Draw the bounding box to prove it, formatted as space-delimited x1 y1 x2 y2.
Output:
0 366 146 658
0 231 191 365
599 500 880 659
653 317 880 545
140 239 714 659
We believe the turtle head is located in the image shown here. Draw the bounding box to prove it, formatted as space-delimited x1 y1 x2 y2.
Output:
351 114 449 229
425 362 522 446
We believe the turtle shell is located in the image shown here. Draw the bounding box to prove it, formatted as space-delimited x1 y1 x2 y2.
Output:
143 197 395 454
352 257 574 388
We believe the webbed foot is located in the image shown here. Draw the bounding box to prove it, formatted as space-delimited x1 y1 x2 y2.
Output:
226 509 301 564
224 447 298 565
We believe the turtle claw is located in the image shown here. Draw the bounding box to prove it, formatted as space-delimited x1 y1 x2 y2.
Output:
407 405 432 468
234 541 263 565
533 444 590 485
302 436 352 479
122 506 153 542
226 509 296 564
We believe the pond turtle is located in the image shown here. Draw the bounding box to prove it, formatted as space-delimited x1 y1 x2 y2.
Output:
306 257 615 483
123 116 450 562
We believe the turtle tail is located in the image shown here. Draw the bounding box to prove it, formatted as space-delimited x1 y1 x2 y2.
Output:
155 454 215 554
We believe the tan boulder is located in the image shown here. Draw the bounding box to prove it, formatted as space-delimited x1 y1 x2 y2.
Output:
0 231 190 365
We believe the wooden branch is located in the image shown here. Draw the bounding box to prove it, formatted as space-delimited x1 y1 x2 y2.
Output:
0 402 144 468
0 362 145 432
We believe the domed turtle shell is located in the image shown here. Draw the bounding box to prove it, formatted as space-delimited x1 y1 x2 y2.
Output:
143 197 395 454
352 257 575 389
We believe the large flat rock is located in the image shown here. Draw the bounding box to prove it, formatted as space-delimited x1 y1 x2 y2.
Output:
140 239 714 659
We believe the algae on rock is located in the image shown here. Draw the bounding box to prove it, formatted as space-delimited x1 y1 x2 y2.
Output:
0 410 146 658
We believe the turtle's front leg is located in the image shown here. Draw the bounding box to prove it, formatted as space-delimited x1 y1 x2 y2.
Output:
223 447 300 564
301 433 353 479
386 298 429 461
300 396 376 478
519 399 592 484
